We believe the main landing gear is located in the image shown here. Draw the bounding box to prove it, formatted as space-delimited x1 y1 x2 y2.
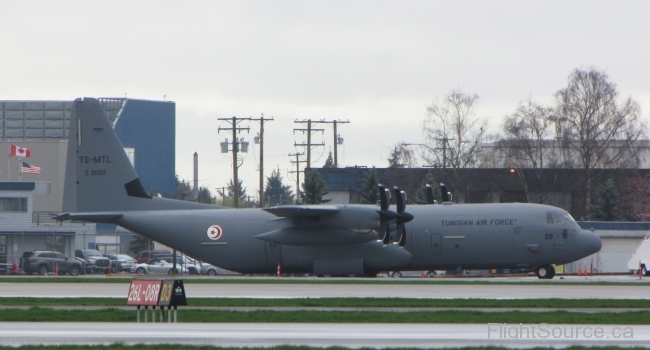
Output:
536 265 555 279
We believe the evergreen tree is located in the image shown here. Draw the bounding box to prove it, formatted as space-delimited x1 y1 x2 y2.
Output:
198 186 214 204
225 178 247 204
264 168 294 207
323 152 335 168
173 176 193 200
414 173 443 204
591 179 621 221
359 167 379 204
302 170 329 204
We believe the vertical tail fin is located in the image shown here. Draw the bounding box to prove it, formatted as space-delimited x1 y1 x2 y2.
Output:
62 98 151 213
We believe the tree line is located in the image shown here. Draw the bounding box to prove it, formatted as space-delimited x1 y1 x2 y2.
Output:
388 67 648 220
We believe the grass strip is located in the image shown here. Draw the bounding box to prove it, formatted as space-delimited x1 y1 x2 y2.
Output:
0 308 648 324
2 297 650 308
1 276 648 286
2 346 650 350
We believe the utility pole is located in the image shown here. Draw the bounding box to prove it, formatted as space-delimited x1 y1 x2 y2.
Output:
319 120 349 167
288 152 306 203
218 116 250 208
293 119 324 170
250 114 274 208
294 119 349 168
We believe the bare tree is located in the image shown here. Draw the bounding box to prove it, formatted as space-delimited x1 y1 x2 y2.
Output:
422 89 487 202
387 142 417 168
496 99 559 203
555 68 646 216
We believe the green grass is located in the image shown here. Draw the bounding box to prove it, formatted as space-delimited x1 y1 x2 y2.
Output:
0 308 648 324
2 297 650 308
1 346 650 350
1 276 649 286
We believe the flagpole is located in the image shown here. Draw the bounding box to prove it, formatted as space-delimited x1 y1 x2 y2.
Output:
18 157 21 182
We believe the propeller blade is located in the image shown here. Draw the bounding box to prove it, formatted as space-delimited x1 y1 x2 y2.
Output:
398 223 406 249
426 184 435 204
382 221 391 246
394 187 406 214
378 184 388 211
377 184 396 245
440 183 450 202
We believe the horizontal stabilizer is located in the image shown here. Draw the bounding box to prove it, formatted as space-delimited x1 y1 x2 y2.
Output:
54 212 123 222
263 205 339 217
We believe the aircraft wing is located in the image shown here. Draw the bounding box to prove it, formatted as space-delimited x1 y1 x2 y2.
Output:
263 205 339 217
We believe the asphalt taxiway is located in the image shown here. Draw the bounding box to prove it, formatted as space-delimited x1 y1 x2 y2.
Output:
1 278 649 299
1 323 649 348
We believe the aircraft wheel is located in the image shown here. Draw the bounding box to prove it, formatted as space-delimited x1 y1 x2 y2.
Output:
391 271 402 278
536 265 555 279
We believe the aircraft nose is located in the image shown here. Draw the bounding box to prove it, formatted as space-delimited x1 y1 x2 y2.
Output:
579 230 602 256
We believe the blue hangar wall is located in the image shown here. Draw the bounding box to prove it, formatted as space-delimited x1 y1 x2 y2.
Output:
113 99 176 197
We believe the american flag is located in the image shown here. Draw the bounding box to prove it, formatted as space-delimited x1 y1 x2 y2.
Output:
21 162 41 174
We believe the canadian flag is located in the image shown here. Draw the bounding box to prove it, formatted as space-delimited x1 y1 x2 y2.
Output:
10 144 31 157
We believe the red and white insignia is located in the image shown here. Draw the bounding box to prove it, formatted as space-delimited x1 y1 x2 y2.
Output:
207 225 223 240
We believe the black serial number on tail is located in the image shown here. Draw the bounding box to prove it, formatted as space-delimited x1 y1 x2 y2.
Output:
79 156 112 164
85 170 107 176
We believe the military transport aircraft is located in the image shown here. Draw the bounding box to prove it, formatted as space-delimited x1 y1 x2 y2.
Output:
56 98 602 279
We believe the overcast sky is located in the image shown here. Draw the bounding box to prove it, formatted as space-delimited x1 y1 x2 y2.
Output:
2 1 649 200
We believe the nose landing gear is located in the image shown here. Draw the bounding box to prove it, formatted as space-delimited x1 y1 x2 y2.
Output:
536 265 555 279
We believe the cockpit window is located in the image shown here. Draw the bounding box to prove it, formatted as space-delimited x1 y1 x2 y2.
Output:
547 212 567 224
563 214 575 223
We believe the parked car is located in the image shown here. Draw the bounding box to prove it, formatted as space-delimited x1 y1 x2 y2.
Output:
75 249 111 274
21 251 82 276
200 262 241 276
135 249 171 264
153 254 201 275
130 258 189 275
104 254 137 273
388 270 438 278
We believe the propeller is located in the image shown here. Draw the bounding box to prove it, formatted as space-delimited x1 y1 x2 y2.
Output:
392 186 414 248
440 183 450 202
376 184 396 246
425 184 435 204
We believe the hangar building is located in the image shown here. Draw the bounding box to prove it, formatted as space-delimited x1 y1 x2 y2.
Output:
0 98 176 269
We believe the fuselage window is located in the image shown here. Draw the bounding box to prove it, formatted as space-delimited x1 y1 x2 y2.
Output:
563 229 568 239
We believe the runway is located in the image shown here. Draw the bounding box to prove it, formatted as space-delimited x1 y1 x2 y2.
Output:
1 323 648 348
1 280 649 299
2 277 648 348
